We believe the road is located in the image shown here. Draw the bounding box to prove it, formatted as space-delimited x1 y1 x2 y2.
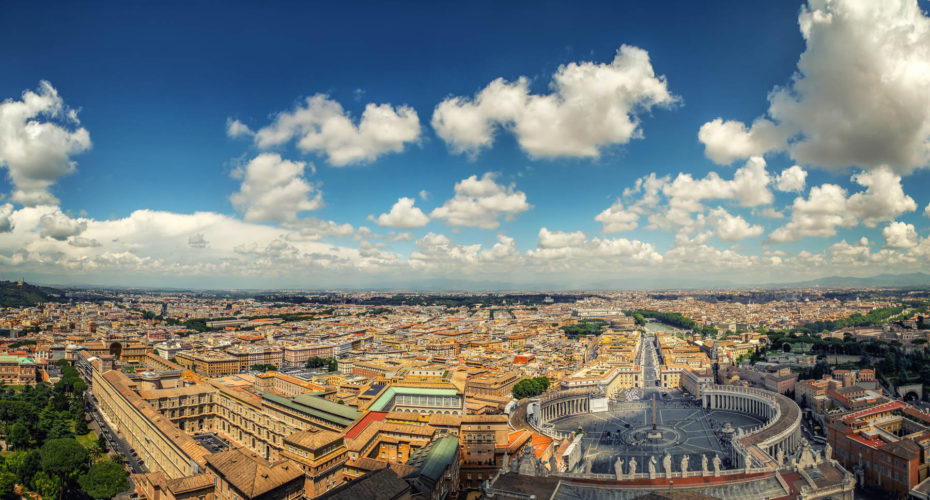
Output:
86 392 141 498
637 332 661 393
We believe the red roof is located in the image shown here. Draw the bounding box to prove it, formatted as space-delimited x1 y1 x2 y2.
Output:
843 401 905 424
346 411 387 439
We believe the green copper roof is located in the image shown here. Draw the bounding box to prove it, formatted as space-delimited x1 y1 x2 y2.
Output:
367 386 459 412
0 356 35 364
407 436 459 482
262 393 359 426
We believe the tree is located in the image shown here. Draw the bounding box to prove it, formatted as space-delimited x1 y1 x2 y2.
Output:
512 377 550 399
7 422 30 450
74 414 89 435
96 435 108 454
0 472 16 500
17 449 40 487
79 460 129 499
31 471 58 500
40 438 88 498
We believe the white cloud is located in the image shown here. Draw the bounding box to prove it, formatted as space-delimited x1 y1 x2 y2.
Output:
926 203 930 218
419 190 430 201
430 173 530 229
385 231 414 242
768 184 856 242
369 197 430 228
409 233 481 269
0 204 14 233
846 167 917 226
528 228 663 269
775 165 807 192
225 118 253 138
647 156 773 232
38 210 86 240
243 94 420 166
283 217 358 241
768 166 916 242
0 81 91 206
664 243 757 271
708 207 764 242
697 118 787 165
883 221 918 249
699 0 930 174
432 45 676 159
230 153 322 223
537 228 586 249
595 200 639 233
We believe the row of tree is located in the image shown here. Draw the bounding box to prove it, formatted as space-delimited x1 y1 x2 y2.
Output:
306 356 338 372
512 377 551 399
0 360 129 498
627 309 717 336
560 318 608 337
796 305 906 334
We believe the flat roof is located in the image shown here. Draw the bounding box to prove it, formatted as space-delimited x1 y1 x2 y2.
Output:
262 393 359 427
368 387 459 412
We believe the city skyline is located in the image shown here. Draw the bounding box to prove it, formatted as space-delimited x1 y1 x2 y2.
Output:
2 0 930 289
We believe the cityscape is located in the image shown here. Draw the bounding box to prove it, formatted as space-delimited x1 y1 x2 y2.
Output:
3 0 930 499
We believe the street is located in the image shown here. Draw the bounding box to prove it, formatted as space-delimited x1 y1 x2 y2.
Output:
85 392 140 499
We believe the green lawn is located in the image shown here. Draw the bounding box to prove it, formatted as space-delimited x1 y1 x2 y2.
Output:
76 429 97 449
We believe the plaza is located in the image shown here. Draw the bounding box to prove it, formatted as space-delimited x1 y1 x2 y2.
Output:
551 391 765 474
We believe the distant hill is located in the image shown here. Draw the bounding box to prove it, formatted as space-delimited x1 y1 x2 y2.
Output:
0 281 64 307
785 272 930 288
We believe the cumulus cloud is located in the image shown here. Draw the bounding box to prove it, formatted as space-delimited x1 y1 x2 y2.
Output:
699 0 930 174
775 165 807 192
647 156 773 232
537 228 586 249
432 45 676 159
0 81 91 206
225 118 253 138
707 207 764 242
369 197 430 228
883 221 918 249
283 217 358 241
528 227 662 268
697 118 788 166
595 200 639 233
230 153 322 223
430 173 530 229
240 94 420 166
38 210 86 240
0 204 14 233
768 166 916 242
768 184 855 242
926 203 930 218
846 167 917 226
409 233 480 270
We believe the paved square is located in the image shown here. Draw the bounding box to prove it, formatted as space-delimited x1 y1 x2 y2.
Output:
551 391 765 474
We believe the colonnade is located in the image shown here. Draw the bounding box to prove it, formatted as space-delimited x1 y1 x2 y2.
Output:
705 391 774 420
701 385 802 466
540 396 590 422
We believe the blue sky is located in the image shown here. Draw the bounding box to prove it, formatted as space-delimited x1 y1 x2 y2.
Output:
1 0 930 289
